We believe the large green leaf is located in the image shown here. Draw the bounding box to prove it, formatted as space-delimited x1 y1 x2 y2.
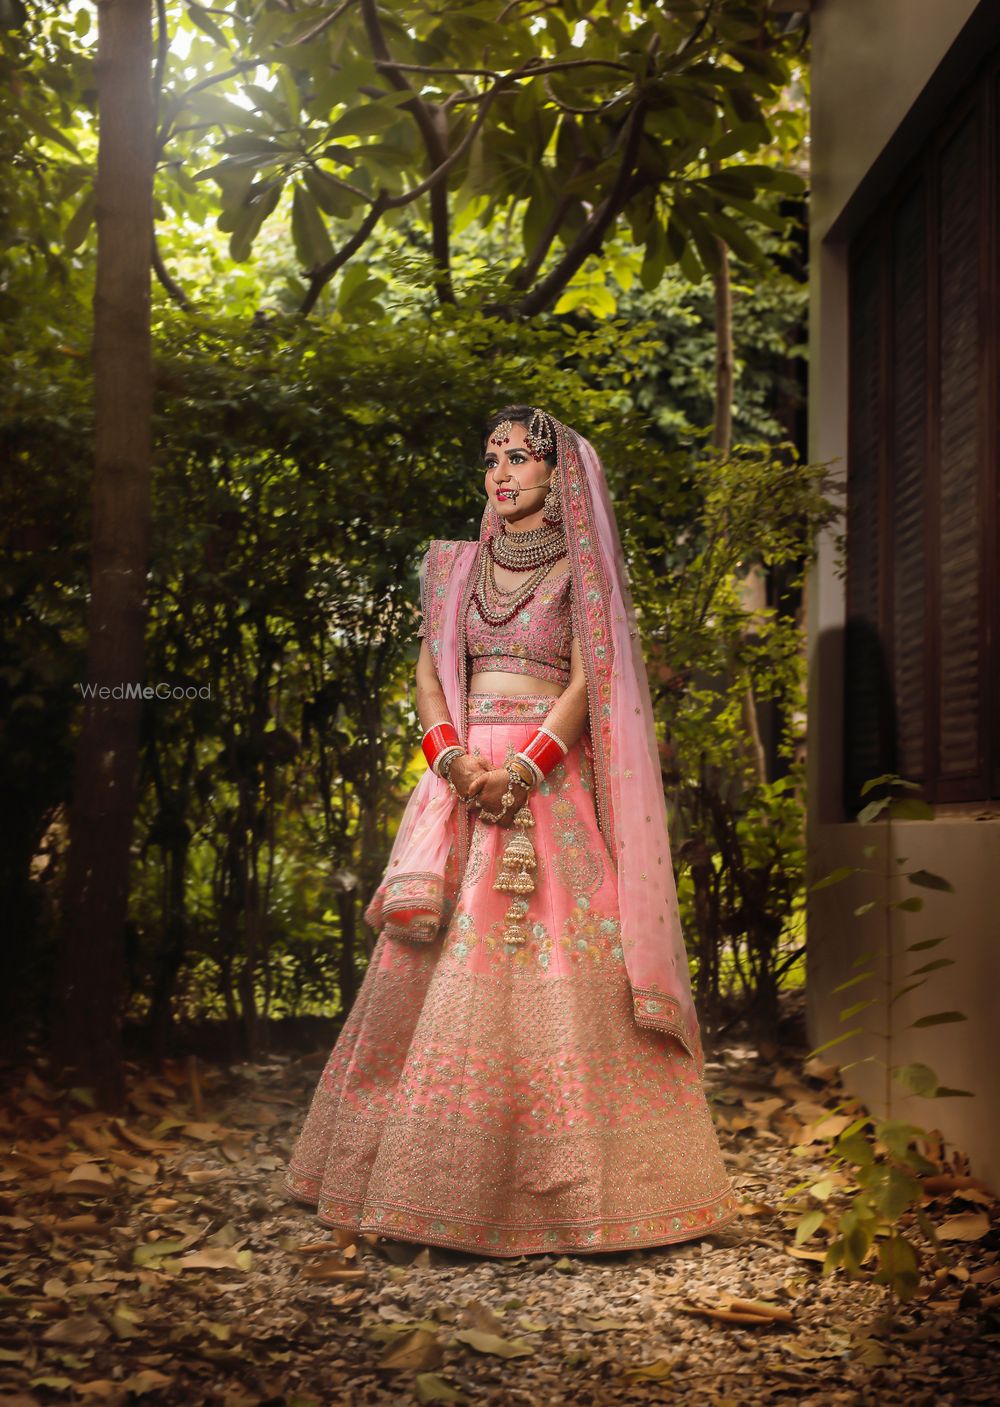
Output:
63 185 95 251
229 180 283 262
701 207 769 269
327 100 410 140
673 195 720 277
291 185 334 270
704 122 768 162
186 2 229 48
303 167 362 221
639 218 668 291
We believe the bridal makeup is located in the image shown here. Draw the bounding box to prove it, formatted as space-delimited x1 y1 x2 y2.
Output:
483 422 551 518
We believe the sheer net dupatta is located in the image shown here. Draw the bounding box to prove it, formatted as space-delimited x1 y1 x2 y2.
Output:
555 426 705 1073
363 540 478 942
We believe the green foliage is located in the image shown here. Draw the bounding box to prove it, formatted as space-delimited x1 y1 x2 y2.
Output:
2 298 692 1041
0 2 817 1053
793 775 973 1304
0 3 96 318
619 437 839 1039
4 0 808 317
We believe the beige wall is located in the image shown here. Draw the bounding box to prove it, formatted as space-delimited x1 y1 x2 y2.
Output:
810 0 980 243
806 0 1000 1191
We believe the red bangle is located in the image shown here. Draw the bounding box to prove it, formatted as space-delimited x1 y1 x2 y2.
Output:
521 726 566 779
422 720 460 770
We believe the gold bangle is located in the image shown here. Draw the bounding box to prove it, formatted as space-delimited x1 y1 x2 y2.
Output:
508 757 535 789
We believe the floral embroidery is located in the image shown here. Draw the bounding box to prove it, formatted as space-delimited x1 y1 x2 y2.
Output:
467 691 553 725
445 912 556 971
466 565 573 685
558 903 623 965
538 759 568 796
285 904 737 1256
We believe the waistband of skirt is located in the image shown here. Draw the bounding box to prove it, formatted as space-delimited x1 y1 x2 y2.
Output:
466 691 557 725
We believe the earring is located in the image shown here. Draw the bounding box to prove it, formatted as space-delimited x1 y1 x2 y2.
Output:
542 469 563 524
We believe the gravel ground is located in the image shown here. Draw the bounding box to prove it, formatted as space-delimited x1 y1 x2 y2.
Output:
2 999 998 1406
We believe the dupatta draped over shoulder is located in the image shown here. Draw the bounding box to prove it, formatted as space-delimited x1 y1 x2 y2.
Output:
363 420 704 1073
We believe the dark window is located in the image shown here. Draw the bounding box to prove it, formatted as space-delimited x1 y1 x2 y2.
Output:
844 65 1000 810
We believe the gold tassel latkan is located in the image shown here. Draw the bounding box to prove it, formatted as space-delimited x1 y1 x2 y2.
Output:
493 804 536 943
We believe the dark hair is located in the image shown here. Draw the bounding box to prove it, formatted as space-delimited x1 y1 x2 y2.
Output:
480 404 558 468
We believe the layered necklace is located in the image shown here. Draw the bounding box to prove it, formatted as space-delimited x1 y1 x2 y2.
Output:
473 522 568 627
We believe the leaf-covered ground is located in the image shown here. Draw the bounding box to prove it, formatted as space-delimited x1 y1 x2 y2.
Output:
2 997 998 1406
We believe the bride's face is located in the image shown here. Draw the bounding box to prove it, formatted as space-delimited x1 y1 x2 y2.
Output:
482 421 553 523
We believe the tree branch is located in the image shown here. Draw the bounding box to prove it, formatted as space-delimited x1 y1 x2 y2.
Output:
151 230 191 309
153 0 169 111
152 0 194 310
505 98 647 318
371 56 634 80
297 192 389 317
360 0 455 305
381 76 509 209
499 31 662 317
513 122 589 291
288 0 357 47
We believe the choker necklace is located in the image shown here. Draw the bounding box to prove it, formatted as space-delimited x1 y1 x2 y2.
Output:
490 521 566 572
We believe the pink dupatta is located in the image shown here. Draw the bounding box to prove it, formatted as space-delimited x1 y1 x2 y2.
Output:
362 539 476 941
363 420 704 1073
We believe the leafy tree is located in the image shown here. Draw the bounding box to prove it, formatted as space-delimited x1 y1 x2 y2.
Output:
0 1 820 1078
37 0 809 317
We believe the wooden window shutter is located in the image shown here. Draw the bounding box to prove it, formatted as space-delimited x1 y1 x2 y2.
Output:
844 238 887 808
889 178 928 784
844 53 1000 809
935 104 987 795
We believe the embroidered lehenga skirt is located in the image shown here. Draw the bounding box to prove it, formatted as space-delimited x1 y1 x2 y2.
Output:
283 692 740 1256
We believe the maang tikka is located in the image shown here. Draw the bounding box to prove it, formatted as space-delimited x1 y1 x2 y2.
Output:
524 407 563 525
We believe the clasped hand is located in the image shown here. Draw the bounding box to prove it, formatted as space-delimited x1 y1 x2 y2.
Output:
449 755 526 828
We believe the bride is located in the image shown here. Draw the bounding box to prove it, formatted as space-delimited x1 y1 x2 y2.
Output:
284 405 739 1256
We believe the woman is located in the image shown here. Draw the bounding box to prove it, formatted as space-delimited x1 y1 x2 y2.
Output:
283 406 740 1256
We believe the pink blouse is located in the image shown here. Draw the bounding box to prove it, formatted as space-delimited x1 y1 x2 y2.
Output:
418 563 576 686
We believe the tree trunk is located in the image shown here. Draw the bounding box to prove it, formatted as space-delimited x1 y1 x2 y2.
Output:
51 0 154 1110
711 231 733 457
711 224 768 786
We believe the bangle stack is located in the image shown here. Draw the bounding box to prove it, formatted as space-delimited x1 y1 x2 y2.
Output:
422 720 466 781
513 724 568 786
439 749 463 782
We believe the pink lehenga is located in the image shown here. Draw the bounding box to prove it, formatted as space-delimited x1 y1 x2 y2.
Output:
283 419 740 1257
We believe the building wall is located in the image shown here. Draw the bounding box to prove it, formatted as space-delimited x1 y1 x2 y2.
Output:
807 0 1000 1190
810 0 981 247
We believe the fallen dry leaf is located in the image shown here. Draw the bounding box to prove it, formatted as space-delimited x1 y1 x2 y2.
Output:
937 1212 990 1242
41 1315 109 1347
59 1164 115 1195
623 1357 674 1382
377 1327 443 1373
451 1328 535 1359
300 1256 366 1282
725 1296 795 1324
680 1303 781 1326
110 1120 177 1153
